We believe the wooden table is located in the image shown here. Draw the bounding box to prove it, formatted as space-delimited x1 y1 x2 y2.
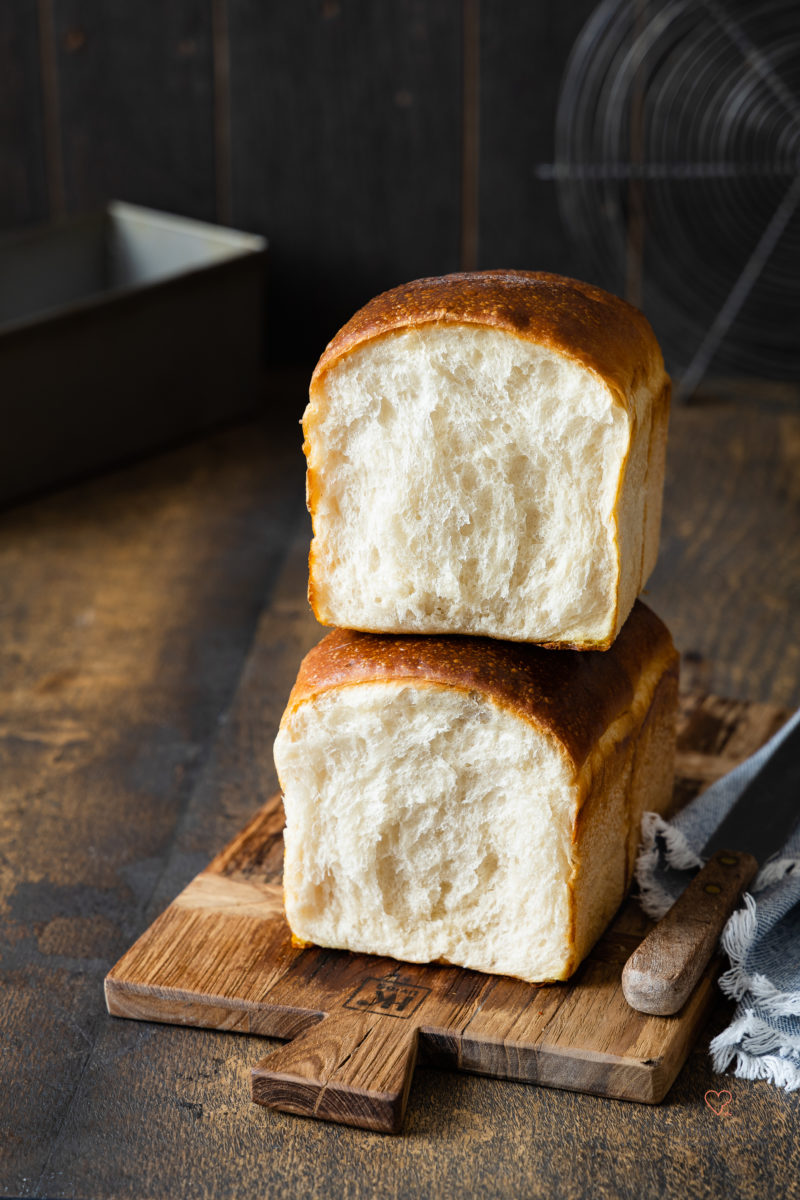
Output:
2 385 799 1199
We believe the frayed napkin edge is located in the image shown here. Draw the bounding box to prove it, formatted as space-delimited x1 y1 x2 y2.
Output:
635 813 800 921
714 892 800 1016
711 881 800 1090
710 1011 800 1092
634 811 704 920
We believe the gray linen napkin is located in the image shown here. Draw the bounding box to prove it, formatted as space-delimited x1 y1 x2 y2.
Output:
635 707 800 1091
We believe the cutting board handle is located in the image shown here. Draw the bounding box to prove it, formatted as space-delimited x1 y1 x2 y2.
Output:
251 1007 419 1134
621 848 758 1016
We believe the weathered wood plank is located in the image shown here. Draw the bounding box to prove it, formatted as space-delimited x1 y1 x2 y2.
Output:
52 0 217 220
252 1008 419 1134
648 402 800 707
228 0 462 361
0 418 304 1193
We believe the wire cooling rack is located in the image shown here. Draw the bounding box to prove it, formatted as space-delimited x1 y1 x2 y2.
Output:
547 0 800 396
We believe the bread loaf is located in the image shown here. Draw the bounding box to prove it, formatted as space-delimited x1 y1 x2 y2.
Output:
274 601 678 983
303 270 670 650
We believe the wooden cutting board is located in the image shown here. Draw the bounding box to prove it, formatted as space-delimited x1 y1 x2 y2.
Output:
105 692 787 1133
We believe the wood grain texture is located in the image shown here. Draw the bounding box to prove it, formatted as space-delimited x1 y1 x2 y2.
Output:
252 1010 419 1134
650 400 800 707
2 402 800 1196
105 692 780 1131
53 0 217 220
0 0 49 229
228 0 462 361
622 849 759 1016
0 415 305 1192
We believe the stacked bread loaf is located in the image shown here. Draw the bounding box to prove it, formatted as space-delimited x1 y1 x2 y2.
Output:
274 270 678 984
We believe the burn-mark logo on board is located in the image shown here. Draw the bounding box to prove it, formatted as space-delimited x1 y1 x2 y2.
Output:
344 977 429 1018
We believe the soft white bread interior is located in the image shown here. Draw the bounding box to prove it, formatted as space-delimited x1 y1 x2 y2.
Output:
274 602 679 983
304 271 670 650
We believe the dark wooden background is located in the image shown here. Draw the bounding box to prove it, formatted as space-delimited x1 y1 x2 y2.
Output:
0 0 599 362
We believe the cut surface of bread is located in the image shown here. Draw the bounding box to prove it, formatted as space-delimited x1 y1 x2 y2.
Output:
304 271 670 649
274 602 679 983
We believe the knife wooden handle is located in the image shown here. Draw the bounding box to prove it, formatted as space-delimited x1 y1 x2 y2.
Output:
621 849 759 1016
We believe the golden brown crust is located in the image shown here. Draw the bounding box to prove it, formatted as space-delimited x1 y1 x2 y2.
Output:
283 601 678 773
303 271 670 645
565 656 679 975
309 270 666 410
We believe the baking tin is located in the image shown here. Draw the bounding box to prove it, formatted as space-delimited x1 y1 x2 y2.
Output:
0 202 268 506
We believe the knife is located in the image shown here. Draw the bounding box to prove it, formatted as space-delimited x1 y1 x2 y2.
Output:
622 717 800 1016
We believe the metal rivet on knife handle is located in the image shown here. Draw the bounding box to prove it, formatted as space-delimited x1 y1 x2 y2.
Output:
621 849 759 1016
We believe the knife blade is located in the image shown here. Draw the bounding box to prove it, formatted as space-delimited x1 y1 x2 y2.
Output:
622 716 800 1016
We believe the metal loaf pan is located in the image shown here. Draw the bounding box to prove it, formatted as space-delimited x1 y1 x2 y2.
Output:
0 202 268 507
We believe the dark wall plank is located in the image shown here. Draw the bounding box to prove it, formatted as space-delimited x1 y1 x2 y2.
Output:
477 0 599 281
53 0 217 221
229 0 463 362
0 1 48 229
